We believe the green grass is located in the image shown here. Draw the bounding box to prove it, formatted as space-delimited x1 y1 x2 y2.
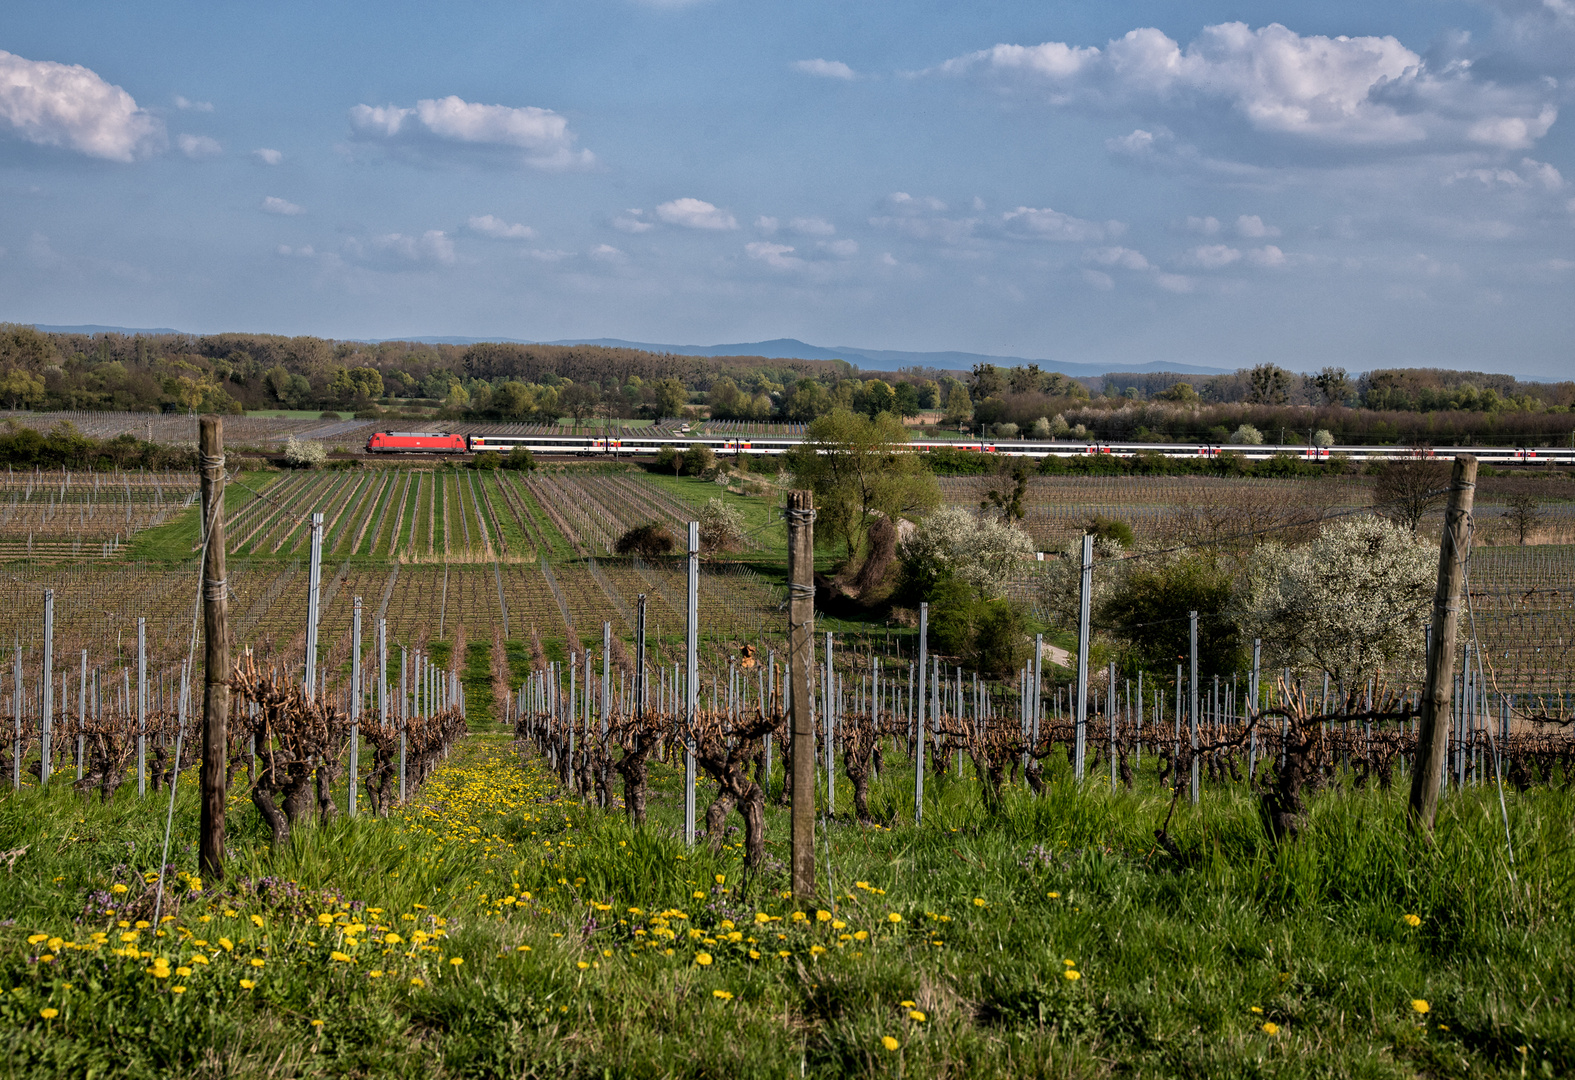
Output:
2 729 1570 1078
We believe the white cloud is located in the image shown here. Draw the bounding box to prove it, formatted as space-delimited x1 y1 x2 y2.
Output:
794 59 857 80
589 244 627 263
178 133 222 158
345 230 456 268
1155 272 1195 293
1082 269 1115 290
1083 246 1150 270
823 238 859 258
275 244 316 258
613 210 655 233
1185 215 1222 234
655 197 738 230
940 22 1557 151
746 241 804 269
870 192 976 244
1446 157 1564 191
0 49 164 161
527 248 573 262
174 95 213 112
260 196 304 216
881 252 898 266
1001 206 1112 242
252 148 283 165
1235 214 1281 238
754 215 779 233
1189 244 1242 268
467 214 535 240
348 95 593 168
1247 245 1287 267
788 216 836 236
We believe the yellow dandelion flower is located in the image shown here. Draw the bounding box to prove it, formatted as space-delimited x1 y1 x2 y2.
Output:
1250 1006 1263 1014
712 989 733 1000
171 986 186 995
909 1009 926 1022
881 1036 899 1051
1063 969 1081 981
714 875 725 885
331 951 353 963
249 958 265 968
972 898 986 907
1047 891 1060 899
175 967 191 977
239 979 255 990
694 952 713 966
40 1008 59 1020
449 957 463 967
410 977 425 987
816 910 831 922
1262 1022 1280 1035
310 1019 324 1029
887 913 902 923
1411 999 1430 1014
901 1000 916 1008
1402 914 1421 928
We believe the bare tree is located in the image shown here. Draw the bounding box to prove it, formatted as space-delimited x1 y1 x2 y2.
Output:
1373 452 1449 534
1502 491 1543 545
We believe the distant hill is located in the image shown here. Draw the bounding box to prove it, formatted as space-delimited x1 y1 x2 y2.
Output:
393 335 1232 378
34 323 187 336
27 324 1230 377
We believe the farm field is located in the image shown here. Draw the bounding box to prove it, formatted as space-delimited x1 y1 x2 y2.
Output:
2 719 1571 1078
1 459 1574 1077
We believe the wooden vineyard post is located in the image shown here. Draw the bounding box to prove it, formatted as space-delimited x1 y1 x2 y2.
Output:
1409 455 1478 834
199 415 229 879
1074 534 1092 782
1189 610 1199 806
349 596 361 817
684 521 699 847
635 595 646 719
137 618 146 797
914 602 927 823
787 491 816 897
41 590 52 786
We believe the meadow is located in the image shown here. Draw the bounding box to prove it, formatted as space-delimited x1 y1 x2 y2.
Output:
2 718 1569 1079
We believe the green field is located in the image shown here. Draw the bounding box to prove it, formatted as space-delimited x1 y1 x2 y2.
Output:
2 715 1568 1079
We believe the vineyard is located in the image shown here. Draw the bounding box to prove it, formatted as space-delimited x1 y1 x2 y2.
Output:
3 458 1574 1077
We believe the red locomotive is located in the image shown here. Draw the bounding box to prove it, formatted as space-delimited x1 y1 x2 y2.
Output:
365 431 468 453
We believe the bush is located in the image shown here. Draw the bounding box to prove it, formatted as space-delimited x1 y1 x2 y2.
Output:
283 436 328 469
654 445 681 474
682 444 715 477
1313 428 1335 448
503 446 536 472
470 451 500 470
993 422 1019 440
927 578 1032 676
901 506 1035 601
1030 417 1052 439
319 411 342 421
1228 423 1264 444
1084 515 1134 547
615 523 676 558
698 498 745 553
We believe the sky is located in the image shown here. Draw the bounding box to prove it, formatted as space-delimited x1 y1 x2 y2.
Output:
1 0 1572 376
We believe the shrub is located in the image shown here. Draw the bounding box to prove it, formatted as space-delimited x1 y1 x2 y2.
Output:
1236 515 1435 685
682 444 716 477
900 506 1034 601
994 422 1019 440
615 523 676 559
1229 423 1264 444
698 498 745 553
470 451 500 470
927 578 1031 676
283 436 327 469
503 446 537 471
319 411 342 420
1313 428 1335 448
1030 417 1052 439
1084 515 1134 547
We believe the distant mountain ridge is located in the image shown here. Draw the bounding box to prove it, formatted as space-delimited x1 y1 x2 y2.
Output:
30 324 1229 377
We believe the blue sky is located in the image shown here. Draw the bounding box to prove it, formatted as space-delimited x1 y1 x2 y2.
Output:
1 0 1571 375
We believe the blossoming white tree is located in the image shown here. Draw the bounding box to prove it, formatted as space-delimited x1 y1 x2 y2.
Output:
1235 515 1436 686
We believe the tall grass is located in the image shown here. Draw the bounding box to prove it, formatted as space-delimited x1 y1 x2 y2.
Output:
1 734 1569 1078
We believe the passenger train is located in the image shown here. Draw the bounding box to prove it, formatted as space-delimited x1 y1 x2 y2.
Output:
366 429 1572 465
